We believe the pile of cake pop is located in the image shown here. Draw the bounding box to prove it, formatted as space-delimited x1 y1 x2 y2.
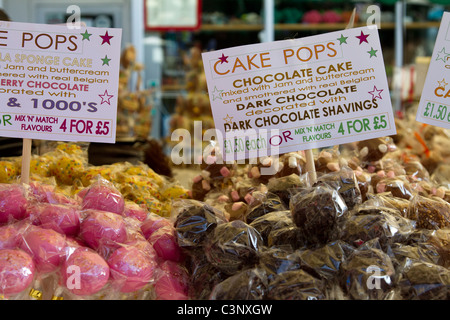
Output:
174 107 450 300
0 176 189 300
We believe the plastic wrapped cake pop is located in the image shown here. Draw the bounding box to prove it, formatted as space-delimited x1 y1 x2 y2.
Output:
79 209 128 252
205 220 263 275
140 213 172 240
0 249 35 299
107 245 157 293
173 199 227 250
148 226 183 262
122 201 148 222
0 183 29 224
60 247 110 298
81 178 125 215
290 183 348 246
30 203 81 237
0 224 21 250
153 260 189 300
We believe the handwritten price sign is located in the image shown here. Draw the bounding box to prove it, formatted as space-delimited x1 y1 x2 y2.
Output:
0 21 122 143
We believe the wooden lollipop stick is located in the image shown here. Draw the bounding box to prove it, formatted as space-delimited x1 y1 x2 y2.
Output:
346 8 357 29
20 138 32 184
305 149 316 184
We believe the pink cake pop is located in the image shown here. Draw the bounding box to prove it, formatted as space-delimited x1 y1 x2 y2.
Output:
0 224 20 250
20 225 66 274
154 260 189 300
32 203 81 236
80 209 127 250
0 184 29 224
28 182 79 206
140 214 172 240
0 249 35 296
107 245 157 293
122 201 148 222
148 226 183 262
81 180 125 214
61 247 110 296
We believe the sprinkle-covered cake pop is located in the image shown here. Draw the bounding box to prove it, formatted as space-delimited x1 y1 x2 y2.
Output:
0 224 20 250
32 203 81 236
0 249 35 296
79 209 128 250
154 260 189 300
61 247 110 296
107 245 157 293
0 184 29 224
81 179 125 215
20 225 66 274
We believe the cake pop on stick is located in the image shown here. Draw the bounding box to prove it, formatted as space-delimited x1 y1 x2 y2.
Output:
0 183 29 224
0 224 20 250
107 245 158 295
79 209 128 256
60 247 110 299
153 260 189 300
30 203 81 236
0 249 35 300
20 225 67 300
80 178 125 215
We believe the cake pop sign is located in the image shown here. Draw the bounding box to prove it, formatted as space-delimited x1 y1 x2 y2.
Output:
202 26 396 161
0 21 122 143
417 12 450 129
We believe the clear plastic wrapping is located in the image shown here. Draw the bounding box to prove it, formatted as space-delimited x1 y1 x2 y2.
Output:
290 183 348 246
0 248 35 298
173 199 227 250
0 183 30 225
209 267 268 300
339 239 396 300
205 220 263 275
314 166 362 210
407 195 450 230
244 192 286 224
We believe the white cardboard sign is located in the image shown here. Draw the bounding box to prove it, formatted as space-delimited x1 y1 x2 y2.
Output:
202 26 396 160
417 12 450 129
0 21 122 143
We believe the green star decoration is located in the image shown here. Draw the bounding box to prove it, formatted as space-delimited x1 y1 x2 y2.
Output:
367 47 378 58
436 47 449 62
80 30 92 41
337 34 348 45
101 55 111 66
211 86 224 101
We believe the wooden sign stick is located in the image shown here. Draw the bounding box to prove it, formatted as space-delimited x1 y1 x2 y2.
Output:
20 138 32 184
304 9 356 185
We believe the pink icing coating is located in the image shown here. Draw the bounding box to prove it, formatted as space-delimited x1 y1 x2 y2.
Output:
62 248 110 296
0 225 20 250
107 246 157 293
0 249 35 295
0 184 28 224
140 215 172 240
20 226 66 273
32 203 81 236
80 210 127 250
122 202 148 222
154 261 189 300
149 227 183 262
81 184 125 215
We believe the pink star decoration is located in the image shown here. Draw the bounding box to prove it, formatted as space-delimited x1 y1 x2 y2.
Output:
218 53 228 64
368 86 383 100
100 31 114 45
99 90 114 105
356 31 369 45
